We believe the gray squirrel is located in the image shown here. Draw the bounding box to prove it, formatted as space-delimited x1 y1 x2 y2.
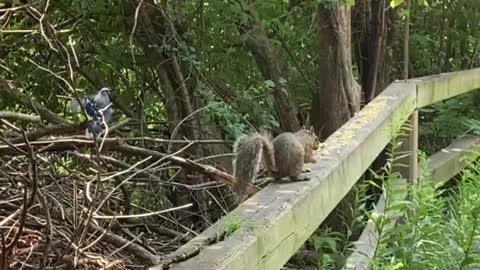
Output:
232 125 320 202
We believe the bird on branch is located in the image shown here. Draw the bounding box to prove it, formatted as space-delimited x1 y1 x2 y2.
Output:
67 87 113 136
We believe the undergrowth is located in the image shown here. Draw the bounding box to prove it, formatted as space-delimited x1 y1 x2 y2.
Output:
308 160 480 270
306 113 480 270
372 160 480 270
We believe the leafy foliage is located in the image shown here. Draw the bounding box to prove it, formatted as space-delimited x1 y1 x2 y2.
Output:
420 91 480 155
373 160 480 269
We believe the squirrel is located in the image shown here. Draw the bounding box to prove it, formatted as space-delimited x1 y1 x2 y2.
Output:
232 125 320 202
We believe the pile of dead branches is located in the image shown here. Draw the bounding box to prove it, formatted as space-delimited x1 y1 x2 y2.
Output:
0 120 252 269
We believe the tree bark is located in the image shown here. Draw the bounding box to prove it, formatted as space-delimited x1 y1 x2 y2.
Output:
312 4 361 139
311 3 362 235
237 1 301 132
354 0 400 103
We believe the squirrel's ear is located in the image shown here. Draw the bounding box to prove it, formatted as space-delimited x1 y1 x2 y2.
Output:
309 125 315 132
301 125 306 130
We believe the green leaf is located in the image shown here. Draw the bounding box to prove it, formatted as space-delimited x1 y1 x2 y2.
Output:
390 0 405 8
417 0 428 6
264 80 275 89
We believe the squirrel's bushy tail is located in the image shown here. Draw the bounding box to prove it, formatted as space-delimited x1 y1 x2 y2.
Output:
232 132 276 202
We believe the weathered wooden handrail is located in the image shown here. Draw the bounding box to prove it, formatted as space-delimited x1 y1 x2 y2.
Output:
149 68 480 270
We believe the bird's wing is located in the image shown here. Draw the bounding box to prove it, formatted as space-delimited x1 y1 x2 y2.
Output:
94 91 111 108
67 96 88 112
66 96 98 117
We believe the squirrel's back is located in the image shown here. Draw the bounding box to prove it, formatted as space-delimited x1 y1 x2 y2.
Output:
272 126 319 178
272 132 305 177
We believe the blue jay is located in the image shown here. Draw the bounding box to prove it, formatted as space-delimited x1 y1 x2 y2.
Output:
68 87 113 135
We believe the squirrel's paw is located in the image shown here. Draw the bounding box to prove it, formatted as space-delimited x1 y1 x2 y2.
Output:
290 175 310 182
302 167 312 173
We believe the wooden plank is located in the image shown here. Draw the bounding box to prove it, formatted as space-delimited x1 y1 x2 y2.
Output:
426 135 480 186
344 178 407 270
149 82 417 270
344 193 386 270
415 68 480 108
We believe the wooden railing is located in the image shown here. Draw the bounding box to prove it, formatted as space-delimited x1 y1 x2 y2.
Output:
149 68 480 270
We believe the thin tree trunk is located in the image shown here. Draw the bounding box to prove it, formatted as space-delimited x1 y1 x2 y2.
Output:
312 4 361 138
353 0 390 103
127 0 237 225
236 0 301 132
403 0 411 79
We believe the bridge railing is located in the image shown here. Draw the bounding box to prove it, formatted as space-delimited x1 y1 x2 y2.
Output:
150 68 480 270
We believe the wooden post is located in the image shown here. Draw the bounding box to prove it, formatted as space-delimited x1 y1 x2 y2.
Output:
408 111 418 185
393 110 418 185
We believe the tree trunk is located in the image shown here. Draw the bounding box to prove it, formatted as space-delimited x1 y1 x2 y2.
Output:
311 3 362 235
126 0 236 226
312 4 361 139
353 0 395 103
238 1 301 132
351 2 400 214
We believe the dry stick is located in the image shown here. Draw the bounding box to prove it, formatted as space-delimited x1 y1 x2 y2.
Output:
0 80 71 126
6 132 38 251
38 191 52 270
0 208 23 227
130 0 144 64
0 234 6 270
124 137 232 145
113 144 259 195
93 142 195 213
89 223 161 265
76 134 104 258
0 137 258 194
0 3 32 12
99 118 131 136
27 10 111 262
48 151 104 265
97 103 113 152
0 138 121 155
167 102 222 153
79 218 115 253
108 232 144 258
0 137 28 156
99 155 152 182
0 118 21 132
86 155 152 205
7 122 88 144
93 204 193 220
119 223 188 240
69 151 190 190
42 200 174 267
0 111 41 123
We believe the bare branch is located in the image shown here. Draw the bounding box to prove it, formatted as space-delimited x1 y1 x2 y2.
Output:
0 111 41 123
0 80 71 126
